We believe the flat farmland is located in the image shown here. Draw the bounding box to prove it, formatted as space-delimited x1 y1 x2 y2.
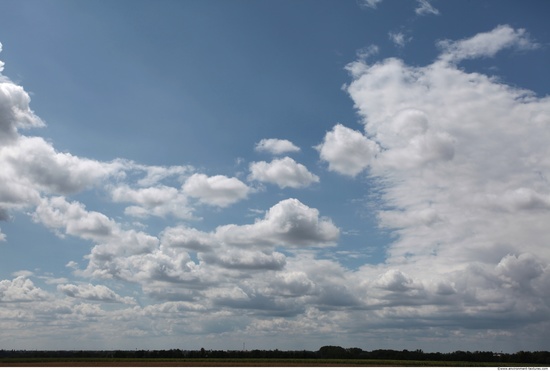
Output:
0 358 544 367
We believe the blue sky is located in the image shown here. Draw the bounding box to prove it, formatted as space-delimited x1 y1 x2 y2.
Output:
1 0 550 352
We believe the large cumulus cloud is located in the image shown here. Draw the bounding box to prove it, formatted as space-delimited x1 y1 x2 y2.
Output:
316 25 550 346
249 157 319 189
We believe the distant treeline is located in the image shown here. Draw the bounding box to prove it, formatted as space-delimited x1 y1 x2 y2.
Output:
1 346 549 364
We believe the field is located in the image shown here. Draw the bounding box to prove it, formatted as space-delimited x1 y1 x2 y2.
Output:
1 358 548 367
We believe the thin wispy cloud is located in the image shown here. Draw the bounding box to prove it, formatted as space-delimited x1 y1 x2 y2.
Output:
388 31 411 47
437 24 538 63
359 0 383 9
415 0 440 16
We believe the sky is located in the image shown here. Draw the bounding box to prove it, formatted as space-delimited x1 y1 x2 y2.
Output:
0 0 549 353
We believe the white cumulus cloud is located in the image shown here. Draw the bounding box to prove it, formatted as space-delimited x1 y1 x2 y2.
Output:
111 184 193 219
183 173 250 207
58 283 136 304
316 124 379 177
0 81 44 144
216 198 339 248
249 157 319 189
255 138 300 155
331 25 550 339
0 276 50 302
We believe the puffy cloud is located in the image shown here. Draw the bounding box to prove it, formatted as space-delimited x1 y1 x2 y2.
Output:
495 253 545 290
86 198 338 290
31 196 161 281
0 276 50 302
415 0 439 16
216 198 339 249
111 185 193 219
255 138 300 155
248 157 319 189
374 269 418 292
202 249 287 271
438 25 538 64
160 226 216 252
0 81 128 218
80 227 160 280
58 283 136 305
183 173 250 207
331 25 550 338
270 271 315 297
0 81 44 145
0 56 127 223
0 47 43 143
4 136 125 195
161 199 339 272
78 198 337 291
0 51 195 230
0 136 127 223
316 124 379 177
33 197 116 241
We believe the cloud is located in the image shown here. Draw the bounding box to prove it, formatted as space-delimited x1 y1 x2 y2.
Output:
331 25 550 336
161 226 216 252
0 98 127 222
111 184 193 219
216 198 339 248
2 25 550 351
0 276 50 302
0 81 44 145
183 173 250 207
389 32 411 48
33 197 117 241
357 45 379 60
438 24 538 64
12 270 34 278
32 196 161 282
0 50 194 228
374 269 418 292
202 249 287 271
248 157 319 189
4 136 125 195
2 59 128 222
133 164 192 187
161 198 340 273
359 0 383 9
255 138 300 155
57 283 136 304
316 124 379 177
78 198 338 292
415 0 439 16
